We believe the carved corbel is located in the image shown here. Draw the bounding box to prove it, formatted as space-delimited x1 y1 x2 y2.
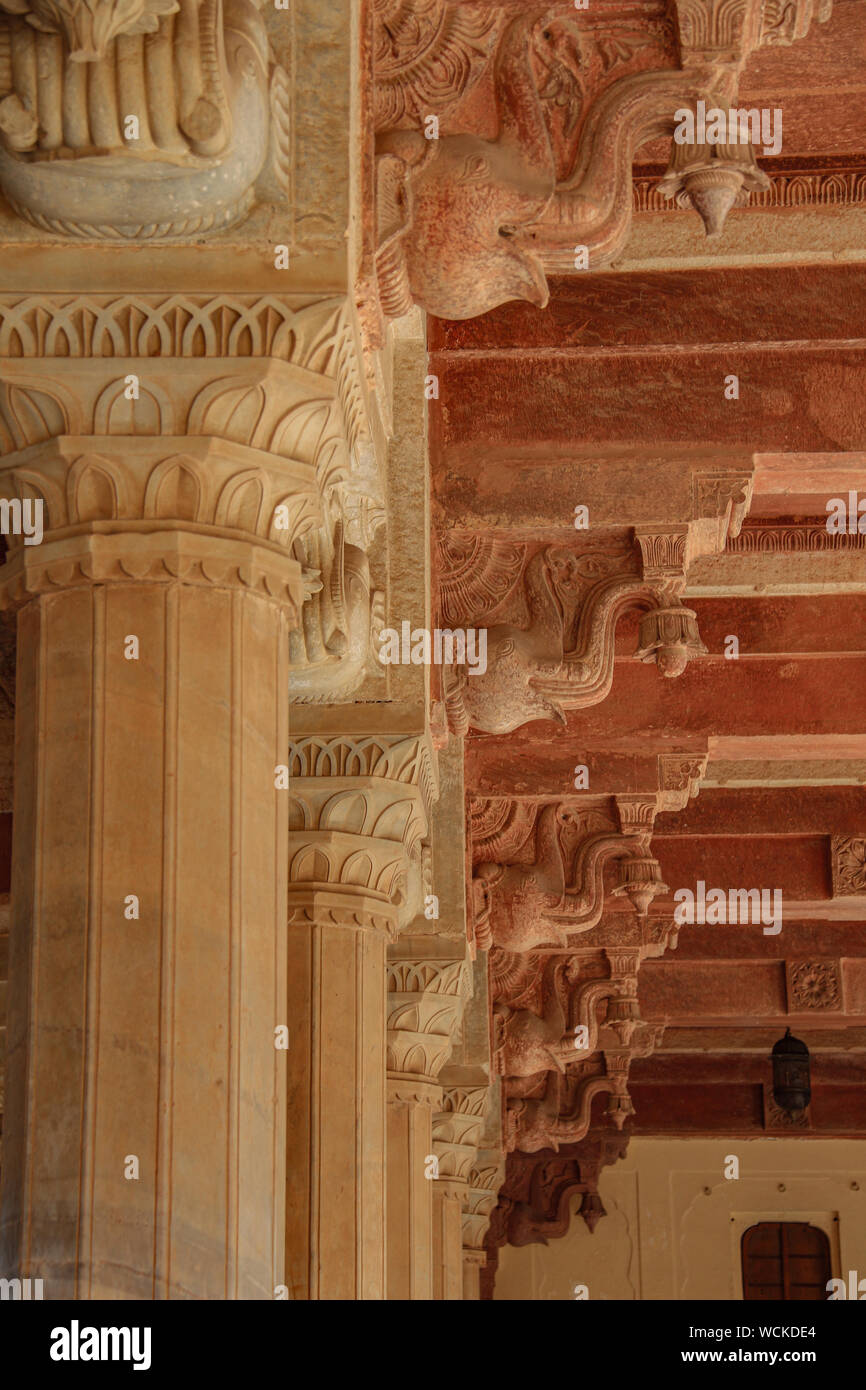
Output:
371 1 832 317
287 735 436 937
480 1131 628 1296
473 797 669 953
493 956 615 1080
374 12 565 321
506 1017 662 1153
444 539 707 736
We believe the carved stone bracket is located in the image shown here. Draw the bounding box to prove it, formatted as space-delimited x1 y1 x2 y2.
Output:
480 1130 629 1296
473 797 669 953
443 539 707 736
371 0 832 320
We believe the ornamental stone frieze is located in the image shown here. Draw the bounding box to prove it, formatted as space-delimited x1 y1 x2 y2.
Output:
368 0 832 320
440 535 707 736
287 734 436 935
0 0 287 237
469 795 669 953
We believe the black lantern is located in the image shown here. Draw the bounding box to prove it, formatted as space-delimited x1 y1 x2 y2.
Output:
772 1028 811 1115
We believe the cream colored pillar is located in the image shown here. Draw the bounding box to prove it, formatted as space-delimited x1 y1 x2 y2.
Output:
462 1250 486 1300
386 955 472 1299
286 736 433 1300
432 1179 466 1301
387 1079 441 1301
432 1086 488 1300
0 431 307 1299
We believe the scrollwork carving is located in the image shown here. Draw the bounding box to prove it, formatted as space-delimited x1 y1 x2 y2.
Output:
444 544 703 736
473 799 668 953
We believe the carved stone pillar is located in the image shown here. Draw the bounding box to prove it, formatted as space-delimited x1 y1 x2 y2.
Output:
432 1085 488 1300
0 410 306 1297
385 955 472 1300
286 736 434 1300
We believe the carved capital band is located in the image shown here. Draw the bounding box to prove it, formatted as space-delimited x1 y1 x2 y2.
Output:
287 736 436 935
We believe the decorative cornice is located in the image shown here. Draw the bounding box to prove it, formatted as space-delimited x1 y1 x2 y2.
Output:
633 161 866 214
728 521 866 554
0 295 349 365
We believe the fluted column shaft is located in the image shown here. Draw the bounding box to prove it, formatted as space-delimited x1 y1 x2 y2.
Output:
286 737 433 1299
386 1080 439 1301
0 460 302 1297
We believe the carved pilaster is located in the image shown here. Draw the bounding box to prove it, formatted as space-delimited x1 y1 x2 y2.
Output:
286 733 436 1300
431 1084 489 1300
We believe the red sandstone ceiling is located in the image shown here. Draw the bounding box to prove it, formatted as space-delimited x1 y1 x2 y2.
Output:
427 12 866 1265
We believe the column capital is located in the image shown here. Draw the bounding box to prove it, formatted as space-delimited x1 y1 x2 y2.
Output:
0 291 380 616
387 955 473 1087
433 1085 489 1187
287 734 437 935
463 1151 506 1255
